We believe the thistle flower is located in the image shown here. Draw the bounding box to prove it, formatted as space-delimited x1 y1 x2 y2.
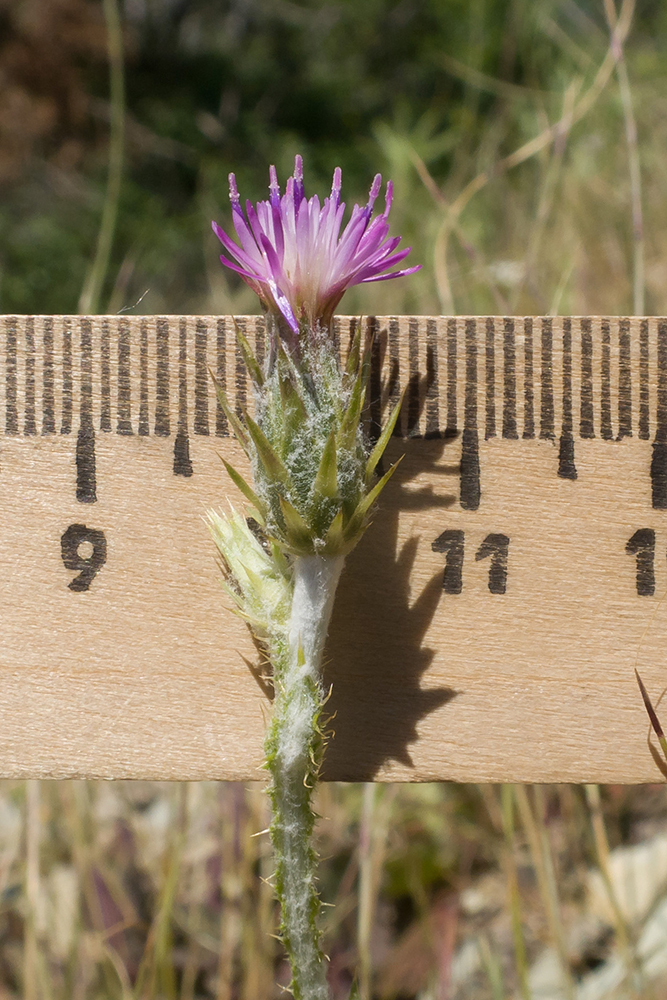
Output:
210 155 419 1000
212 154 420 338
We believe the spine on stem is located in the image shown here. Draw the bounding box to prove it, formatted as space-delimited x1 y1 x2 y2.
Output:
266 556 344 1000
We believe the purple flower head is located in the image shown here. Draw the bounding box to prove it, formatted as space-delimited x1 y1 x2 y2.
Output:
212 155 420 338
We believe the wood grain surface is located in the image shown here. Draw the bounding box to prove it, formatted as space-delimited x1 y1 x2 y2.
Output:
0 314 665 783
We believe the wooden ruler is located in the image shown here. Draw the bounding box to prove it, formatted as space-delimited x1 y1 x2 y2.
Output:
1 314 666 783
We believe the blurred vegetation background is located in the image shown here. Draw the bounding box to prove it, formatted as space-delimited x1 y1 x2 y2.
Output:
3 0 667 997
3 0 667 320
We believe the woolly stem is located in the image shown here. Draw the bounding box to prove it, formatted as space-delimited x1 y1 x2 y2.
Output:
266 554 345 1000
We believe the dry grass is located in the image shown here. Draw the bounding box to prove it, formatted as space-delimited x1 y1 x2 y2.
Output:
2 781 667 998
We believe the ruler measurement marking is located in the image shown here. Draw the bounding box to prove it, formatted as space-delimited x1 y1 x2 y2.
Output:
388 317 401 436
523 317 535 439
23 317 36 437
6 315 667 508
517 315 527 439
590 316 603 451
234 316 247 421
116 318 132 435
138 319 150 436
656 318 667 441
502 317 518 440
194 318 209 436
554 318 564 441
580 317 594 439
5 315 18 436
42 317 55 436
100 319 111 433
639 317 650 439
397 316 408 436
60 318 73 436
446 318 457 436
632 318 642 443
79 318 94 429
154 318 170 437
368 317 382 446
461 318 480 511
174 316 193 477
485 316 496 440
407 317 420 436
558 317 576 480
600 319 612 440
255 314 266 370
611 318 622 442
425 317 439 438
215 317 228 438
346 316 358 356
540 317 554 440
619 317 632 439
651 318 667 508
76 317 96 503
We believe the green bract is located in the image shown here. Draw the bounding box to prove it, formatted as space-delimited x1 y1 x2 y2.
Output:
212 321 402 558
207 509 291 643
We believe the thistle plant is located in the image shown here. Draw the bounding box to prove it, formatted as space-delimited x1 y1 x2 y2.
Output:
208 156 419 999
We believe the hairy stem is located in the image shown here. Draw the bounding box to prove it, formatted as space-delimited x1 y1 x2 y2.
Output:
266 554 344 1000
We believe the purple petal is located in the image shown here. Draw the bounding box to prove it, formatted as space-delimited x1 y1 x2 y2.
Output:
308 194 321 244
218 254 265 283
354 218 392 259
269 165 281 207
357 246 413 274
271 204 285 261
293 154 305 210
267 278 299 334
295 196 311 257
330 167 342 207
222 202 264 261
333 206 368 268
365 174 382 217
383 180 393 218
212 221 263 273
259 233 287 285
353 234 402 267
245 199 266 248
360 264 422 283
